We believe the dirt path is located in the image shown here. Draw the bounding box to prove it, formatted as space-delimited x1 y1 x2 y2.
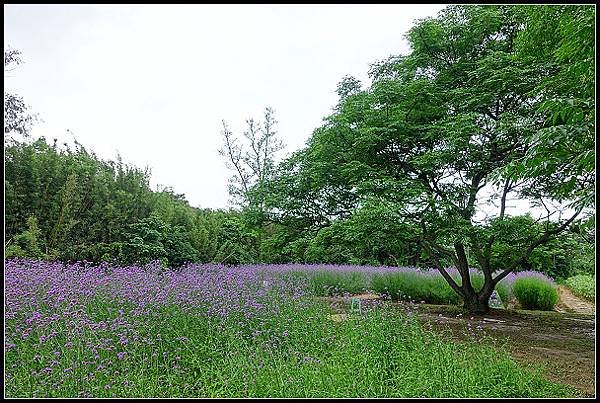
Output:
555 285 595 315
413 304 596 397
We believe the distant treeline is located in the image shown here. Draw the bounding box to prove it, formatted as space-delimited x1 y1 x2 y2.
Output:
4 137 593 279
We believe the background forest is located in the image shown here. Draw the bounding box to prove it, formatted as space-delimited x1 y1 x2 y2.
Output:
4 4 595 282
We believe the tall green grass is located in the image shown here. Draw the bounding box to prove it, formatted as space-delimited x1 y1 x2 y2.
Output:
5 297 574 397
565 274 595 301
304 270 369 296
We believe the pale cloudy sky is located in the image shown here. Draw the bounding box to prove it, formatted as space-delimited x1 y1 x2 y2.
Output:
4 4 447 209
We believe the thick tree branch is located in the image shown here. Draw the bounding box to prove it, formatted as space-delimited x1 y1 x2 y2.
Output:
453 242 476 297
421 237 464 297
492 206 583 285
499 178 512 220
418 219 464 294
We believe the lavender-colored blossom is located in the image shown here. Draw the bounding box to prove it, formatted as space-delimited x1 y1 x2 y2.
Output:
5 257 555 397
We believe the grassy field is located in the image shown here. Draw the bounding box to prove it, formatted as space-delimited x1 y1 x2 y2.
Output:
5 259 577 398
565 274 596 301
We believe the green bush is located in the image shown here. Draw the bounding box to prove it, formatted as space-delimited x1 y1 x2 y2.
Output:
4 216 46 260
371 272 461 305
307 270 369 296
119 214 199 267
565 274 595 301
512 277 558 311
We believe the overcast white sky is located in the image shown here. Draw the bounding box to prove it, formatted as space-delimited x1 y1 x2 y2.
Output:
4 4 448 209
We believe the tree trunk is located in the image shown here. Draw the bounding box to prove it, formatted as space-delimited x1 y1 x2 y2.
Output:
462 294 490 315
462 277 495 315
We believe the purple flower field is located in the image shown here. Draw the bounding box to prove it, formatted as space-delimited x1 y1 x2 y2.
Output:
4 258 566 398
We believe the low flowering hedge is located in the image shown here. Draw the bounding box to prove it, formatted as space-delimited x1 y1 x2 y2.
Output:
281 265 519 307
278 265 559 310
371 270 462 305
509 272 558 311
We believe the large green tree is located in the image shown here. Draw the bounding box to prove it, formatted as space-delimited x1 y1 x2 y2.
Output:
264 5 594 313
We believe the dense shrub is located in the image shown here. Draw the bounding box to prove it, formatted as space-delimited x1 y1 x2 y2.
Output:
307 270 369 296
4 216 46 260
371 271 460 305
300 203 422 266
512 276 558 311
565 275 595 301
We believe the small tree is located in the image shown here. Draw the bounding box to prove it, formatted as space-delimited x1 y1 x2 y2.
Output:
119 214 198 267
219 106 284 209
